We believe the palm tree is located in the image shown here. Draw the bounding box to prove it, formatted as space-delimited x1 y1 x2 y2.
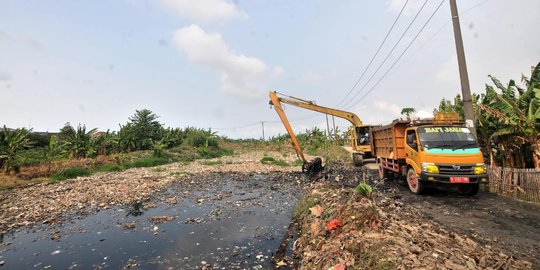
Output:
478 62 540 168
0 126 33 174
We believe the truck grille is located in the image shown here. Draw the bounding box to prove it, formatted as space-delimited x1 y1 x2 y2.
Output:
438 164 474 175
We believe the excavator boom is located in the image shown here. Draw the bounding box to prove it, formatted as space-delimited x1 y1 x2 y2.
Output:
271 93 363 126
268 91 307 163
269 91 371 167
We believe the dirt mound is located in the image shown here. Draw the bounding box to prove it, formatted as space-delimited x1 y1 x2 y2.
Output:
293 163 533 269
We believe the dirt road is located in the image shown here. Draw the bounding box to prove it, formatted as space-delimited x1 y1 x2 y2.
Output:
369 161 540 267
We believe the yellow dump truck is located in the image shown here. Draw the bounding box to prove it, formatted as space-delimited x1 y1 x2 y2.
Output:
371 114 488 195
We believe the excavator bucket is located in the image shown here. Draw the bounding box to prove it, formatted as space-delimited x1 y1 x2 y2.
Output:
302 157 323 175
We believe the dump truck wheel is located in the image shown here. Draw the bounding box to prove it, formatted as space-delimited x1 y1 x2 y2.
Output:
407 168 424 194
352 153 363 166
459 183 479 196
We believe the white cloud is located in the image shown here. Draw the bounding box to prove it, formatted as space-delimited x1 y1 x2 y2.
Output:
374 100 401 115
173 24 282 100
162 0 247 23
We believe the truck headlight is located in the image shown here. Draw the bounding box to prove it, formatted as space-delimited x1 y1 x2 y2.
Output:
474 164 485 175
421 163 439 174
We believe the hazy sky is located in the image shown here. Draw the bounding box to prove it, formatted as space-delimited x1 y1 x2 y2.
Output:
1 0 539 138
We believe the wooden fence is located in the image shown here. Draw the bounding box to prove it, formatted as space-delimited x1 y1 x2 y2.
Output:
487 166 540 203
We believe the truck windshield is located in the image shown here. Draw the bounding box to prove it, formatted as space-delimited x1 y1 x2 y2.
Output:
417 126 478 149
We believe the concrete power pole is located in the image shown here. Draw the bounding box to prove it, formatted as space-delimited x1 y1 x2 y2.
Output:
261 121 265 141
449 0 477 138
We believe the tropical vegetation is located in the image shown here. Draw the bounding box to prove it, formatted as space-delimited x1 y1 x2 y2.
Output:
434 62 540 168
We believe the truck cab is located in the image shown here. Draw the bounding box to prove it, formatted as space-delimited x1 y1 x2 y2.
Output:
404 125 488 195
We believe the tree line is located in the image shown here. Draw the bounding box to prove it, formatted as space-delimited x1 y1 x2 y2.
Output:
0 109 221 175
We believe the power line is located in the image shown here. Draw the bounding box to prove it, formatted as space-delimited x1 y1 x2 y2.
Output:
345 0 446 110
340 0 430 109
334 0 410 107
389 0 493 77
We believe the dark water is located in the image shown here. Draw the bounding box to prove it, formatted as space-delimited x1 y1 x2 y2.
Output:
0 172 302 269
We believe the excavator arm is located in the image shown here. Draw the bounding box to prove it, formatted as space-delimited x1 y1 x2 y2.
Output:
269 91 323 174
268 91 307 163
269 91 371 167
270 92 363 126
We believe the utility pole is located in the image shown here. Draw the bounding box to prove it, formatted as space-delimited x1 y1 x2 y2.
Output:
332 116 339 146
261 121 265 141
449 0 477 138
325 114 331 140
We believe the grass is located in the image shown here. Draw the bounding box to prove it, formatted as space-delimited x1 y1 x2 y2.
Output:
347 243 394 270
129 157 170 168
260 156 290 167
293 194 321 218
201 160 223 166
50 167 91 181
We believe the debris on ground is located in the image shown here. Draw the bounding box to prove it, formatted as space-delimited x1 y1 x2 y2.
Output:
293 161 534 270
0 151 298 234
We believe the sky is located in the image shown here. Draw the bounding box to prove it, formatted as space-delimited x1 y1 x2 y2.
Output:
1 0 539 139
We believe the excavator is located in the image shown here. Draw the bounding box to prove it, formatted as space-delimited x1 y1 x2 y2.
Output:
269 91 372 173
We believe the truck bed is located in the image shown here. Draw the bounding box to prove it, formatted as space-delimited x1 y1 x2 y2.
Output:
370 120 409 160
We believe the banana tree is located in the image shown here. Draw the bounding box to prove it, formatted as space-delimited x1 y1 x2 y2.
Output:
479 62 540 168
0 126 33 174
60 123 97 159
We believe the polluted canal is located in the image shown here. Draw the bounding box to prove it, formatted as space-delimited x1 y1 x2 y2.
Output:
0 172 305 269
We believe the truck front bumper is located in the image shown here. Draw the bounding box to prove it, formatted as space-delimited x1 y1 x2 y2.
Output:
420 172 489 184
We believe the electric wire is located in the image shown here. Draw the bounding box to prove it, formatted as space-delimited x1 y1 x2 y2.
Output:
389 0 492 77
345 0 446 110
334 0 410 108
340 0 430 109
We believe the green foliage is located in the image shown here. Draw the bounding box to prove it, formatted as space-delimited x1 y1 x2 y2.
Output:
129 157 170 168
260 156 276 164
0 126 33 174
60 123 97 159
201 160 223 166
434 95 465 120
93 130 117 156
119 109 164 152
354 182 373 198
98 164 123 172
435 62 540 168
260 156 289 166
400 108 416 119
51 167 90 181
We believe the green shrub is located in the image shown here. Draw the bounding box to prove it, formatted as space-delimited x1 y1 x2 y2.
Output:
130 157 170 168
260 156 289 166
201 160 223 166
51 167 90 181
98 164 123 172
260 156 276 164
272 160 289 166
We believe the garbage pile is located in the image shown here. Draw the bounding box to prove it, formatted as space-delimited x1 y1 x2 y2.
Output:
292 163 533 270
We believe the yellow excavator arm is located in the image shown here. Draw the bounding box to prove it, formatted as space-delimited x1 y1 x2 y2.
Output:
269 91 371 167
270 92 363 126
268 91 307 163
